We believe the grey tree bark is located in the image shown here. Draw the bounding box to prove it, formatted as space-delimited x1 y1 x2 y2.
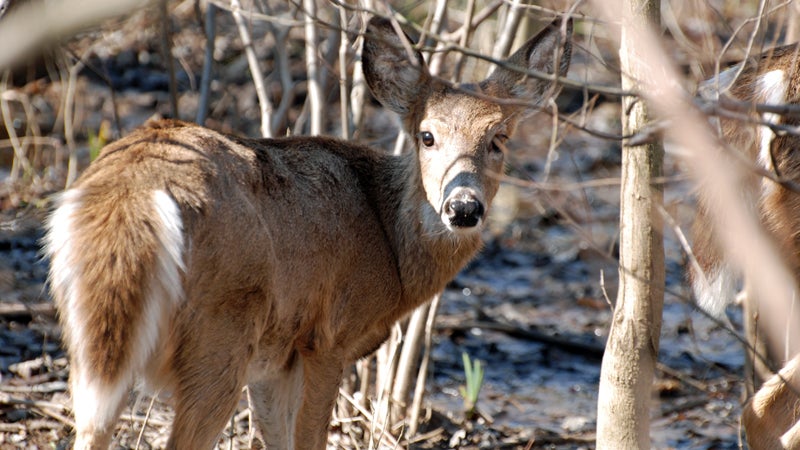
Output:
595 0 665 447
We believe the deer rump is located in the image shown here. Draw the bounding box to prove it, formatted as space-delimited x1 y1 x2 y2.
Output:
45 16 572 450
690 44 800 449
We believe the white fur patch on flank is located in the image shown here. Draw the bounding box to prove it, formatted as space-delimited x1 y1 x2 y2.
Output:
756 70 787 175
692 265 736 320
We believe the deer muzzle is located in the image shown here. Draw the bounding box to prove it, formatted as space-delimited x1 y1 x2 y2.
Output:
443 187 485 230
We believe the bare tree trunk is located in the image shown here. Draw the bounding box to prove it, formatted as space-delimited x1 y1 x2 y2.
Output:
596 0 664 448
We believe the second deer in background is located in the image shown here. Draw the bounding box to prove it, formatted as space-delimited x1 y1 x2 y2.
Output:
691 44 800 448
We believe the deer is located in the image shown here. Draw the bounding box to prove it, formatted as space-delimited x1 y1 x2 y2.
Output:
691 43 800 448
44 16 572 450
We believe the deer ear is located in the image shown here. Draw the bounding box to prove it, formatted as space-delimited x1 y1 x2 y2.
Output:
484 18 572 108
362 17 432 116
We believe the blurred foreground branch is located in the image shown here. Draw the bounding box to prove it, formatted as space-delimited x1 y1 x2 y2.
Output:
0 0 146 71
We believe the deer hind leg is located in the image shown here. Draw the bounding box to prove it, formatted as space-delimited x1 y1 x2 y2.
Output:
743 354 800 449
68 362 130 450
742 288 781 396
294 354 344 450
165 289 267 449
247 355 304 449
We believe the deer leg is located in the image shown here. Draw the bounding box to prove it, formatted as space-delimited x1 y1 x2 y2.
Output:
165 291 264 449
742 288 781 397
69 359 130 450
247 356 304 449
294 354 344 450
743 354 800 449
166 340 251 450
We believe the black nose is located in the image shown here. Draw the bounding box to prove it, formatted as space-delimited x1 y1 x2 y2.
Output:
445 190 485 228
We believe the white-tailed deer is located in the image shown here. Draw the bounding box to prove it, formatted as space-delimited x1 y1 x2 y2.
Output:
44 16 572 449
691 44 800 448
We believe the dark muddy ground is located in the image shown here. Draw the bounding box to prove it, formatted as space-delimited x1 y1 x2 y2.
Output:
0 2 752 449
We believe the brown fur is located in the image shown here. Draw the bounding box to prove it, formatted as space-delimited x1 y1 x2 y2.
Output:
691 44 800 448
46 17 572 450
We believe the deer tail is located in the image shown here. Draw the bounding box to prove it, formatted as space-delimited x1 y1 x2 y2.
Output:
44 187 184 431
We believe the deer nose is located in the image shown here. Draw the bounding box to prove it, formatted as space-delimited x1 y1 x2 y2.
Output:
444 188 485 228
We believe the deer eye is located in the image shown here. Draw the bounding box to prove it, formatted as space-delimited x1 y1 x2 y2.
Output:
419 131 435 147
491 135 509 153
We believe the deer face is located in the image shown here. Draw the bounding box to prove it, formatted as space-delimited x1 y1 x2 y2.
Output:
416 88 508 234
362 16 572 236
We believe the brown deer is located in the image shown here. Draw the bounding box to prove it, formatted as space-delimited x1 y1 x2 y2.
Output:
44 16 572 450
691 44 800 448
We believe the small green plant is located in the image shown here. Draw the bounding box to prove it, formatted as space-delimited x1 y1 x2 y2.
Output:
88 120 111 161
459 351 484 421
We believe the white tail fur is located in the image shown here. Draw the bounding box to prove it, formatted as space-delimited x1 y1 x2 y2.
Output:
45 17 572 450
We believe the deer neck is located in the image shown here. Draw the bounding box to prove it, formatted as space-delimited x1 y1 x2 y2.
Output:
376 150 484 308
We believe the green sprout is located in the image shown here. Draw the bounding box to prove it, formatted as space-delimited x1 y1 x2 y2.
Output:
459 351 484 421
88 120 111 161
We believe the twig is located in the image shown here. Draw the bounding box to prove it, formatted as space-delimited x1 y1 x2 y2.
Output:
261 2 296 134
0 392 75 428
302 0 323 135
0 381 68 394
373 323 402 444
196 2 217 125
337 5 349 140
424 0 447 75
656 395 710 417
655 362 712 393
450 0 476 82
437 319 606 360
208 0 304 26
62 46 123 137
490 0 525 63
134 394 157 450
600 270 613 308
0 301 57 318
0 74 32 181
230 0 273 138
338 388 401 448
159 0 178 118
7 89 43 176
60 50 85 188
0 137 60 149
347 0 372 137
119 413 171 428
542 99 561 183
458 0 503 38
390 304 428 423
407 294 440 437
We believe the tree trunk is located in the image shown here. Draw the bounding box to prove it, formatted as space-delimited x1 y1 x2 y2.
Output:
596 0 665 447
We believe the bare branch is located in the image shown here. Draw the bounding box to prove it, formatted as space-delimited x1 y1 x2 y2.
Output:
302 0 323 135
491 0 526 62
159 0 178 118
230 0 273 138
196 2 217 125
